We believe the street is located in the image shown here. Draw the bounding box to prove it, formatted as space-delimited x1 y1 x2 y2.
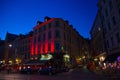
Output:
0 67 120 80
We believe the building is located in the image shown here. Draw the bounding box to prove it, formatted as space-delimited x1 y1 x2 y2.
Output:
90 0 120 62
2 17 90 67
0 39 5 63
12 31 33 64
4 32 18 64
31 16 86 67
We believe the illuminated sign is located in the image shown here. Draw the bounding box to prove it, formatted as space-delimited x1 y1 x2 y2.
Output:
40 54 53 60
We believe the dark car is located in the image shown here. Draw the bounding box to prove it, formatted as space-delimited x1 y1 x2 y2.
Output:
38 65 56 75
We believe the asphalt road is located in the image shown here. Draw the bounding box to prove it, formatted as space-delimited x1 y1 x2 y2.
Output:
0 67 120 80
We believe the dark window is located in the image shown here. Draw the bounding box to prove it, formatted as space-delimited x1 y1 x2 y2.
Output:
48 23 51 28
38 35 41 42
43 26 46 31
106 40 109 48
104 27 107 34
103 0 106 4
38 45 40 54
116 33 120 43
48 31 51 39
108 22 111 30
111 37 114 46
43 44 45 52
64 33 66 40
109 1 113 11
55 21 59 27
34 36 36 44
55 42 60 50
112 16 116 25
35 29 37 34
55 30 60 38
38 28 41 33
48 43 51 51
105 9 108 17
116 0 119 2
43 33 46 41
119 7 120 15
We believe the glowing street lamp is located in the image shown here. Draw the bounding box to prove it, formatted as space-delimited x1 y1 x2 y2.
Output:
9 44 12 48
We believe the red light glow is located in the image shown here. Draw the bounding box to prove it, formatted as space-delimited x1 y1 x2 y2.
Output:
33 18 55 30
30 37 34 55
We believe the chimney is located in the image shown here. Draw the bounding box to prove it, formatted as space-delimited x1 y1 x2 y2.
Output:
44 16 51 22
37 21 43 25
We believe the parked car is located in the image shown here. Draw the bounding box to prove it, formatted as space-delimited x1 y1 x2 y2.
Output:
38 65 56 75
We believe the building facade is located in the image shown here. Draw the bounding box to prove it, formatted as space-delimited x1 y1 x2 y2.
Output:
0 39 5 63
2 17 90 67
90 0 120 62
12 31 33 64
31 17 86 66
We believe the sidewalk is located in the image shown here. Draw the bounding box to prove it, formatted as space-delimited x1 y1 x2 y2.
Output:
91 67 120 79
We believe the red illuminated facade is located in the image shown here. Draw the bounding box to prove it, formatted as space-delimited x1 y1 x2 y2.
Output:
30 16 87 63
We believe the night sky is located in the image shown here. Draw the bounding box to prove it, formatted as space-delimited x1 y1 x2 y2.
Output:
0 0 98 40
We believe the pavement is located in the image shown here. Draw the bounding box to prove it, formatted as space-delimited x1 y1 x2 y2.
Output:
90 67 120 79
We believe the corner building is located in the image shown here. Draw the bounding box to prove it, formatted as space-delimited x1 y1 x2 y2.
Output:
31 17 84 66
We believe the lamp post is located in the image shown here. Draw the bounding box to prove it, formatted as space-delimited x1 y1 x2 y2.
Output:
8 44 12 65
5 43 12 65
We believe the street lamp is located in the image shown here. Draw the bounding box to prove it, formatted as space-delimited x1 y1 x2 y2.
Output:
9 44 12 48
6 43 12 64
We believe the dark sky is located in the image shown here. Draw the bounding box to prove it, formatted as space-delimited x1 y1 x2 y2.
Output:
0 0 98 40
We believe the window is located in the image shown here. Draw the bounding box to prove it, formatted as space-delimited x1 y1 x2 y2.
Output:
48 23 51 28
34 36 36 44
43 26 46 31
111 37 114 46
55 42 60 50
105 9 108 17
116 33 120 43
108 22 111 30
55 21 59 27
103 0 106 4
106 40 109 48
64 33 66 40
109 1 113 11
38 35 41 42
38 28 41 33
43 44 45 52
119 7 120 15
35 29 37 34
112 16 116 25
55 30 60 38
48 43 51 51
43 33 46 41
48 31 51 39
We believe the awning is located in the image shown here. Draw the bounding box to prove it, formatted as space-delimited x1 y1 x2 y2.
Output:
23 60 48 65
104 53 120 62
